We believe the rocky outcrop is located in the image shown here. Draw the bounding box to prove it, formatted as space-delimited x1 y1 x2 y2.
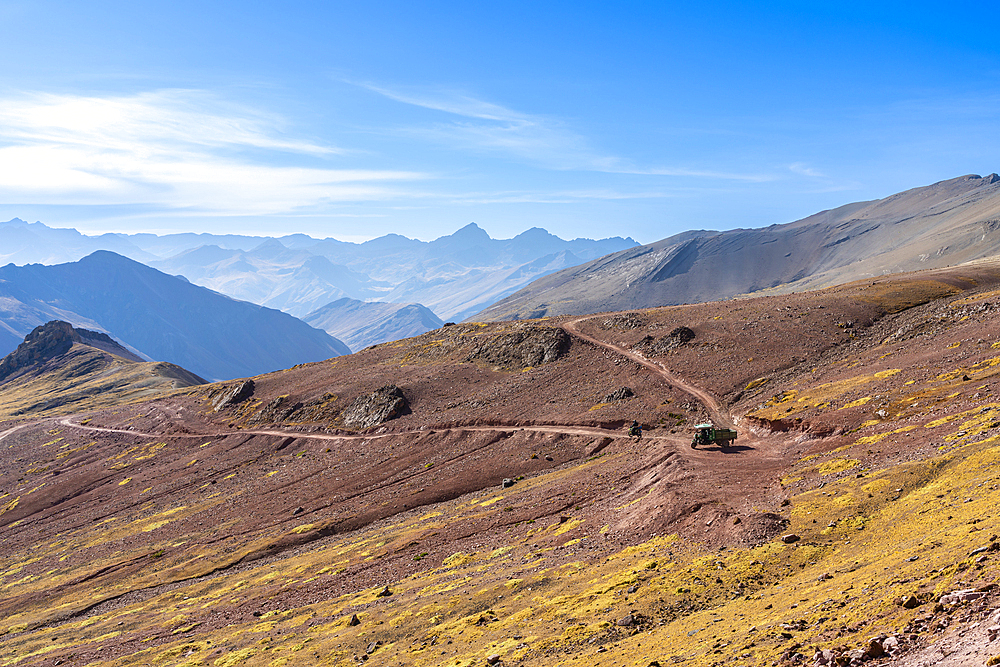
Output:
466 325 569 370
0 320 137 384
246 394 305 425
632 326 696 357
212 380 255 412
669 326 696 343
342 385 408 429
603 386 635 402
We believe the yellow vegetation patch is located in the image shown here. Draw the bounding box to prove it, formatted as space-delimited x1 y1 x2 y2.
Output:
0 496 19 517
442 552 476 568
817 458 859 475
213 647 258 667
842 396 872 409
752 370 901 418
553 518 584 536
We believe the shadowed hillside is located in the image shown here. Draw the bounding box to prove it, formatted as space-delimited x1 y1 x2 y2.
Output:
0 251 350 380
4 262 1000 665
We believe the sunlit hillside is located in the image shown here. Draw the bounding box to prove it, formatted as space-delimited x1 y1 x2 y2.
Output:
3 261 1000 666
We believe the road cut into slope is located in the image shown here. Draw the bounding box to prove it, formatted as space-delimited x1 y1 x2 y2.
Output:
563 315 736 430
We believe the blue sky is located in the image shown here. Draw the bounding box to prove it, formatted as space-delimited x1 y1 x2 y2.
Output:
1 1 997 244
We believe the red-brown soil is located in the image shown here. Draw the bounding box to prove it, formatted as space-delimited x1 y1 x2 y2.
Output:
3 261 1000 666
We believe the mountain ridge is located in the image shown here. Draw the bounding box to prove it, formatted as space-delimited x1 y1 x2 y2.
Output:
303 297 444 352
0 251 350 380
0 320 207 418
0 219 638 322
0 320 142 384
474 173 1000 320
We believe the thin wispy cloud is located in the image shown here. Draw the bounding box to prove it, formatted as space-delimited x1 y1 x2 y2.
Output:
787 163 863 193
361 83 602 170
359 82 774 182
0 90 427 215
606 165 777 182
359 83 530 123
789 162 824 178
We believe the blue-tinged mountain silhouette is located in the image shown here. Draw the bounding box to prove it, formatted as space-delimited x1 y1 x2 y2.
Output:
0 219 638 336
0 251 349 380
304 297 444 351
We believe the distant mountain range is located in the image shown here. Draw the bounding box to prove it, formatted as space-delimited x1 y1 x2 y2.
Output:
0 252 349 380
303 297 444 352
302 297 444 352
6 174 999 356
0 219 638 322
477 173 1000 320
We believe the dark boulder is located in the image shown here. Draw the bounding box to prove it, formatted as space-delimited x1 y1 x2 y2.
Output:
466 325 569 370
669 326 696 343
342 385 408 429
603 386 635 402
212 379 255 412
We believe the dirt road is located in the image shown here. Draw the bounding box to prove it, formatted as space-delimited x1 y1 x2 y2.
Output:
563 316 736 430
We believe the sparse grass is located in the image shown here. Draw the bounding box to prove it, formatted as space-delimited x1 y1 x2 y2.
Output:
5 272 1000 666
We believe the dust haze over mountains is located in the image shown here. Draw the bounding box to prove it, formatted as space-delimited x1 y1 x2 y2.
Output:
0 221 636 376
6 173 1000 384
4 173 1000 385
0 219 638 322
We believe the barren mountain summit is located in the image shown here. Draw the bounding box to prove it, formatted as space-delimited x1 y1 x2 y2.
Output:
0 320 141 383
0 320 206 418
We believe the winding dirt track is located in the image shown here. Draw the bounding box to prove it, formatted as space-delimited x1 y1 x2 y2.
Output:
54 417 633 443
5 316 747 458
0 422 30 444
563 316 736 430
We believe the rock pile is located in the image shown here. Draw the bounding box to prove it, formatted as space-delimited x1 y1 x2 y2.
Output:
246 394 300 424
811 634 903 665
466 325 569 370
211 379 255 412
631 326 696 357
603 386 635 402
342 385 408 428
600 314 645 330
